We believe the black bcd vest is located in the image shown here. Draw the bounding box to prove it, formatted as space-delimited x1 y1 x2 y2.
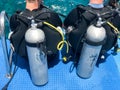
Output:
68 5 118 57
10 7 62 58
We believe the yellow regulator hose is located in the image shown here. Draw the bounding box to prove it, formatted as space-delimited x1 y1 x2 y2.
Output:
43 22 69 60
107 21 120 52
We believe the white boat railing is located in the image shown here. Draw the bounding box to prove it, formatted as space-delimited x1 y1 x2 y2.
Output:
0 11 12 78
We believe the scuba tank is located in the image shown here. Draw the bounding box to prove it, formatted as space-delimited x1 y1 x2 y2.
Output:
76 17 106 78
25 20 48 85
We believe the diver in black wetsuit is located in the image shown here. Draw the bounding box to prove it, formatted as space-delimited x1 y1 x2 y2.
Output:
64 0 120 64
10 0 62 60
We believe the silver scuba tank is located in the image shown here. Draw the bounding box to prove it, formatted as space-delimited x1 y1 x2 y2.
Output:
76 17 106 78
25 20 48 85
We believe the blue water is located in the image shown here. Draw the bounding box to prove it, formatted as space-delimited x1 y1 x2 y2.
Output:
0 0 89 16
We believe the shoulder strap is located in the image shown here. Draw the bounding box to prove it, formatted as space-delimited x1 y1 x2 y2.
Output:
75 5 91 26
18 6 51 21
77 4 90 11
33 6 51 19
13 6 52 28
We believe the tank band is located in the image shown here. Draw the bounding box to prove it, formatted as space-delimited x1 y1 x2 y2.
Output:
26 41 44 47
85 37 106 46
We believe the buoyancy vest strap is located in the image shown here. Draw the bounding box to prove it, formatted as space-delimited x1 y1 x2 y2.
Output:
77 5 113 18
18 7 51 21
77 5 90 12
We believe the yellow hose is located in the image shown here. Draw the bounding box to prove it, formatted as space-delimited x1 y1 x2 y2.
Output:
43 21 69 53
107 21 120 52
57 40 69 53
107 21 119 34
